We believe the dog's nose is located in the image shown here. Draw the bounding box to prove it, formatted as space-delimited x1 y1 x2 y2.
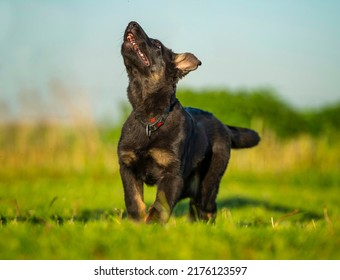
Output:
128 21 139 30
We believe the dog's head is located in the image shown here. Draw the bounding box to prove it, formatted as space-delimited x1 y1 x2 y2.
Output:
121 21 201 87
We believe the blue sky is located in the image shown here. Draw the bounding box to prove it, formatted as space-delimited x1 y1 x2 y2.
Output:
1 0 339 122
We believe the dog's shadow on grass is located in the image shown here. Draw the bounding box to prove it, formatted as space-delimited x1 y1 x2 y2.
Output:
173 196 322 222
0 196 322 225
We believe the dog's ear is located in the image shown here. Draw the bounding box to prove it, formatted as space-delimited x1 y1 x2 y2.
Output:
174 53 201 77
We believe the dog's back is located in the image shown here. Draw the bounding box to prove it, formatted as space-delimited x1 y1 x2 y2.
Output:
185 107 260 148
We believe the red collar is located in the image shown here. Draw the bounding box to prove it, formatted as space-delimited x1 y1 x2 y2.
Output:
134 99 177 138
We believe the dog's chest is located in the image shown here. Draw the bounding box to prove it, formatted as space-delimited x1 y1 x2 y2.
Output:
119 147 176 183
119 147 174 167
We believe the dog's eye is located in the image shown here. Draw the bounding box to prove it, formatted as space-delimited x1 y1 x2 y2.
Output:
153 40 162 49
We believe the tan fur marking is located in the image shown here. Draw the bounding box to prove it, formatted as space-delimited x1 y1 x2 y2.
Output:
120 150 137 166
150 68 164 82
149 148 174 167
135 193 146 218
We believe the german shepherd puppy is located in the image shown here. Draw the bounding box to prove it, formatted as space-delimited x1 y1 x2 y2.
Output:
119 21 260 223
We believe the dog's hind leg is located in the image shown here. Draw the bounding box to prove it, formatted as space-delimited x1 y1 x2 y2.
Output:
194 138 230 222
120 165 146 221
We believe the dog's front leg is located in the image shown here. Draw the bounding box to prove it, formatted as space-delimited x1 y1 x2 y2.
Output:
120 165 146 221
146 175 183 224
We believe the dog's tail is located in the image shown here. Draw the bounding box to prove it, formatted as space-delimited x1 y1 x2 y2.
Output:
226 125 260 149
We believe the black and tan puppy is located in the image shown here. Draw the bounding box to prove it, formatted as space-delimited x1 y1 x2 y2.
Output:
118 21 260 223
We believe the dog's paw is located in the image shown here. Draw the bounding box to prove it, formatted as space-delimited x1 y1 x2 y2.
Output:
146 203 170 224
200 211 217 224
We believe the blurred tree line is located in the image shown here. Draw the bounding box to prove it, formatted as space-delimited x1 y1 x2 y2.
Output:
176 89 339 139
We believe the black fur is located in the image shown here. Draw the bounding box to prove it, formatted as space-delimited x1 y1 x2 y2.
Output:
118 21 260 223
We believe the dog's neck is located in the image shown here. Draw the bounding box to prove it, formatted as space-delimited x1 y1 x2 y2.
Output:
127 79 177 119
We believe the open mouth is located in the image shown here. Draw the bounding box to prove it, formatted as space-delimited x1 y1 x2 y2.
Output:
126 33 150 66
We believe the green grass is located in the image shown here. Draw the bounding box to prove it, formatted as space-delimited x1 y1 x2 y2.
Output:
0 174 339 260
0 124 339 260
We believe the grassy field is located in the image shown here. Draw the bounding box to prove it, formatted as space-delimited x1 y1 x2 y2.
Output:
0 121 339 260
